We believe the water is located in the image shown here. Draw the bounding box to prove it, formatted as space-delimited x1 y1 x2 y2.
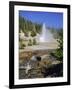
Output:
39 23 55 43
23 23 58 50
20 62 31 74
25 62 31 74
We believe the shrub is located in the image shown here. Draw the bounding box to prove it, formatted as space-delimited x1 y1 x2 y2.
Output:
33 39 37 45
31 31 36 37
50 29 63 61
28 39 32 46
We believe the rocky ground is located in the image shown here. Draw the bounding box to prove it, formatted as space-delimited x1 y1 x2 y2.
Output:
19 49 63 79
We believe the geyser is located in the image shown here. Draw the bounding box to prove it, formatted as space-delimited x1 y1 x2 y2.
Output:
39 23 55 43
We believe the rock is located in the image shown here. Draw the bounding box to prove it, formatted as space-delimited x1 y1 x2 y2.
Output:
36 56 41 61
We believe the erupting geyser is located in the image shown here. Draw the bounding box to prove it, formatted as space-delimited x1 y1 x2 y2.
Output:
39 23 56 43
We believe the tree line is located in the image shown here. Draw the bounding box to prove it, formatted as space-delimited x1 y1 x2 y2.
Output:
19 16 42 36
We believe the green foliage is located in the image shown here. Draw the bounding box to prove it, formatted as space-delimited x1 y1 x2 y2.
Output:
50 28 63 39
19 41 26 49
28 39 32 46
19 17 24 32
19 36 26 49
22 44 26 47
51 29 63 61
24 31 29 37
19 16 42 35
35 23 42 34
54 49 63 60
31 31 36 37
33 39 37 45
